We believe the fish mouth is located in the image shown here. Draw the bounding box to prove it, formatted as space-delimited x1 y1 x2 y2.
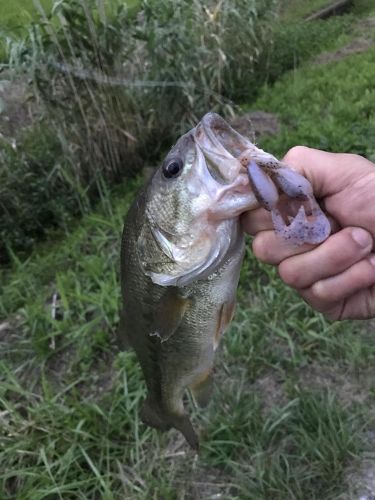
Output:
194 112 251 184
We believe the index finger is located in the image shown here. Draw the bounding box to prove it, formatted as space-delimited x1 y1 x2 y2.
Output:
241 206 273 235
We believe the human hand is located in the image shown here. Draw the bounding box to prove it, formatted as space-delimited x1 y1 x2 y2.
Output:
242 146 375 320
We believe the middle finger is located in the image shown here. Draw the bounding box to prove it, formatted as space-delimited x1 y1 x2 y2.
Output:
278 227 373 289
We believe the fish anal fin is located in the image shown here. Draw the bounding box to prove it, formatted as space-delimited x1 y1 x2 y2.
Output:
214 300 236 350
190 369 214 408
153 288 191 342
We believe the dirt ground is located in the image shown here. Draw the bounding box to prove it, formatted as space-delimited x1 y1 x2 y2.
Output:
315 17 375 64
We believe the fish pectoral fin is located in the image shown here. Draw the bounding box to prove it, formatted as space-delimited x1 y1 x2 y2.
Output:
190 370 214 408
214 300 236 350
153 288 191 342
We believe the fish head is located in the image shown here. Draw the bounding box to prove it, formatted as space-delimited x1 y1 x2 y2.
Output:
139 113 257 287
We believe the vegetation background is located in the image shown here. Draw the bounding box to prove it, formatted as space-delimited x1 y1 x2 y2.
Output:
0 0 375 498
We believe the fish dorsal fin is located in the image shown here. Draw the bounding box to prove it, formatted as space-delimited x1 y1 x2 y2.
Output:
151 288 191 342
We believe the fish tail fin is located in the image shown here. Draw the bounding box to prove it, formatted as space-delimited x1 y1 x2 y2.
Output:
140 397 171 432
171 414 199 451
141 397 199 450
190 371 214 408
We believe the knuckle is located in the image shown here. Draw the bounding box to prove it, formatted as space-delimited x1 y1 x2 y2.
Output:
330 233 356 264
278 260 299 287
310 280 329 302
252 233 276 263
346 153 361 162
283 146 310 166
343 152 363 164
338 152 373 171
252 235 268 261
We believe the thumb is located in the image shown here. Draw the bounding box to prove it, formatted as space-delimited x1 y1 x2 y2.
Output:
282 146 373 199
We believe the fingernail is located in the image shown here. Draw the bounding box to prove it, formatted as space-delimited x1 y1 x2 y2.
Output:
369 255 375 267
351 228 371 248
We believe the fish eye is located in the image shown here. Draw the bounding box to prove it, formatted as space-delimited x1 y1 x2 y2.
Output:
162 158 183 179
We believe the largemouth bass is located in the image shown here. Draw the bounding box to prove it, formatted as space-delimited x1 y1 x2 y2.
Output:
119 113 329 449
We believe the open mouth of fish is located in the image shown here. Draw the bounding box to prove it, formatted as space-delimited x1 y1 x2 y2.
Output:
195 112 330 246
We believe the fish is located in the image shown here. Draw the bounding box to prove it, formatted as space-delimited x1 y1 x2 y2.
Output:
118 112 330 450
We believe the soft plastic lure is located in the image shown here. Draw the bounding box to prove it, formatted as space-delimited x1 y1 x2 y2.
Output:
240 155 330 245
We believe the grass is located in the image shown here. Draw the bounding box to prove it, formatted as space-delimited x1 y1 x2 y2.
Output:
0 0 51 60
1 179 374 497
1 179 373 498
1 1 375 498
253 47 375 161
0 0 137 33
1 0 370 262
0 0 138 61
0 0 52 32
282 0 345 20
281 0 375 20
1 0 278 260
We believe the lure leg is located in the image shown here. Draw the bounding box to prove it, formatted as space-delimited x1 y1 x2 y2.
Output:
247 160 279 211
246 160 330 245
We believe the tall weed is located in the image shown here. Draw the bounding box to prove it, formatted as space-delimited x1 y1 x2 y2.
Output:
0 126 84 262
11 0 278 181
2 0 278 259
